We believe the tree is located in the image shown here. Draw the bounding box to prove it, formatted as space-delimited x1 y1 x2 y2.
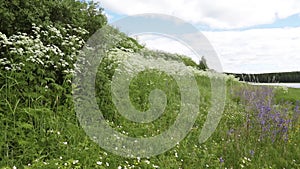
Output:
0 0 107 39
198 56 208 71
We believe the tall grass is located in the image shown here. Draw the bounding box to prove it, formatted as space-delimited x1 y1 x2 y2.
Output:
0 25 299 168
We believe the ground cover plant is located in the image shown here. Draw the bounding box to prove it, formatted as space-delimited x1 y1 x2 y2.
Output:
0 0 299 168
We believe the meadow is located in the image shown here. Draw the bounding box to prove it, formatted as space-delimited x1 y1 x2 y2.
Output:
0 24 299 169
0 1 299 168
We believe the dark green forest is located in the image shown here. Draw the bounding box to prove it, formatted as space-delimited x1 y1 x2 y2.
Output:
227 71 300 83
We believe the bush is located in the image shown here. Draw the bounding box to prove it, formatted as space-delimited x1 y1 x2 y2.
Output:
0 24 88 108
0 0 107 39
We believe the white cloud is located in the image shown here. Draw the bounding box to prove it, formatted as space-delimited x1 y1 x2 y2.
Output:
137 34 199 62
99 0 300 29
203 27 300 73
135 27 300 73
97 0 300 73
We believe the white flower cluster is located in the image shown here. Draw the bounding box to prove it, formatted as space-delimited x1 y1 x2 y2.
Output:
105 48 238 82
275 85 289 93
0 24 88 74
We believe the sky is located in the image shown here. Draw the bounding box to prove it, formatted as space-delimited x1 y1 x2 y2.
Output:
97 0 300 73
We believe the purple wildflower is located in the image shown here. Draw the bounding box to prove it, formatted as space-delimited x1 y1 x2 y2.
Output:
219 157 224 163
234 86 294 142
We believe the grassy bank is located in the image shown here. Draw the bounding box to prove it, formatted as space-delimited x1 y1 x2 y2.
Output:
1 46 299 168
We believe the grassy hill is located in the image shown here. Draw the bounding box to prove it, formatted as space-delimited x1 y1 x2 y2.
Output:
0 5 299 168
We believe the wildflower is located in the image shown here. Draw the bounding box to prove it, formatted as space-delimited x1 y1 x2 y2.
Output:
152 164 160 168
219 157 224 163
96 161 102 165
242 158 246 164
249 150 255 156
244 157 251 162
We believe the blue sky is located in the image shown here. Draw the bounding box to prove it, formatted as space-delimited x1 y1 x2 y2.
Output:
98 0 300 73
105 10 300 31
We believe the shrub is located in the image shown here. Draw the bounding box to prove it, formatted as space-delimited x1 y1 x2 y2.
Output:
0 24 88 108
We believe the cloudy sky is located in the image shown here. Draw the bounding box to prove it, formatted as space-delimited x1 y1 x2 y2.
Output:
98 0 300 73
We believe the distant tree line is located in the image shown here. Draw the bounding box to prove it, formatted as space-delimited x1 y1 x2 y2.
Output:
226 71 300 83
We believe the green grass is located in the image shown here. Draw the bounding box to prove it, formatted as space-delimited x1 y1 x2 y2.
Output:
0 43 299 168
274 87 300 104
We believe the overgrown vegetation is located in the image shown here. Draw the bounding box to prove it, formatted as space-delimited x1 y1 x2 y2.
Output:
0 0 107 39
0 0 299 168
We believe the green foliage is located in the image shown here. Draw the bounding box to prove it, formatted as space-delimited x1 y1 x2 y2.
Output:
179 56 198 68
0 0 107 38
274 87 300 104
117 37 144 52
137 48 201 69
0 24 87 110
0 4 299 168
198 56 209 71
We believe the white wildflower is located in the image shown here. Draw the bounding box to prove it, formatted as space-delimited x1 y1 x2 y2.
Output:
152 164 160 168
